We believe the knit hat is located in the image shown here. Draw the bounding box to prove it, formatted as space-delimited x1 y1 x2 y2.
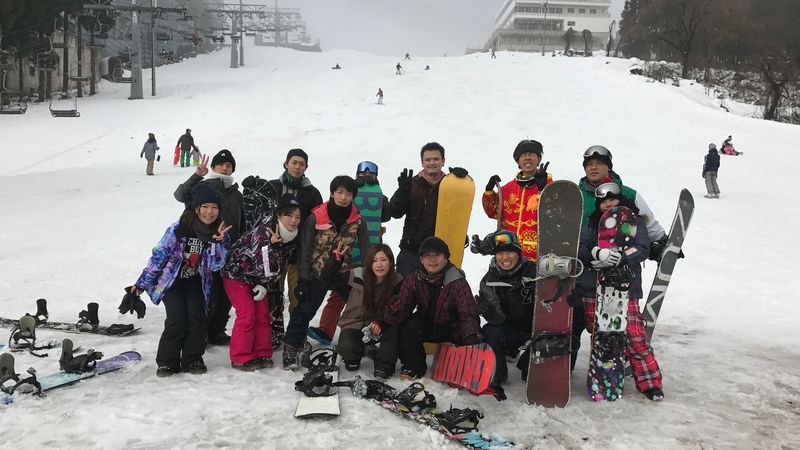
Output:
285 148 309 164
191 182 223 208
708 143 717 150
513 140 543 161
330 175 359 195
276 193 300 215
418 236 450 257
210 149 236 172
582 145 613 170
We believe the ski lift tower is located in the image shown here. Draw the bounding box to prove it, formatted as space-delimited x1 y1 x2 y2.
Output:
83 0 188 99
202 3 267 68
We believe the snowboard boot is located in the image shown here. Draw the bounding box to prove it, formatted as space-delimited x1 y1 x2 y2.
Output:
643 387 664 402
186 360 207 375
399 367 423 381
283 343 301 371
77 302 100 332
344 361 361 372
156 365 179 377
34 298 49 325
256 357 274 369
231 360 260 372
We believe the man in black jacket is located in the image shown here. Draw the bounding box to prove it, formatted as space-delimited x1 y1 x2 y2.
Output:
174 149 244 345
175 128 199 168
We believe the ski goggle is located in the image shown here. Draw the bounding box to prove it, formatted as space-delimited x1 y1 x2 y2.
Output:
583 145 612 159
594 182 621 199
357 161 378 175
491 230 519 247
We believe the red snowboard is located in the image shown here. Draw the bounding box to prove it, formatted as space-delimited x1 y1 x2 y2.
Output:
172 145 180 166
431 343 498 398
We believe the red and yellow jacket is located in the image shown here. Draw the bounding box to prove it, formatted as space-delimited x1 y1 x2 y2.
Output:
481 173 552 261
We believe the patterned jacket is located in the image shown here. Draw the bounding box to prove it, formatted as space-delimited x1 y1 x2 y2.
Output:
298 201 369 283
481 173 552 261
135 223 227 306
222 214 295 287
383 264 480 340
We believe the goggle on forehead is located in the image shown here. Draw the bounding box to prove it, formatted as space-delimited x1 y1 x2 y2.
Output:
357 161 378 174
594 182 621 199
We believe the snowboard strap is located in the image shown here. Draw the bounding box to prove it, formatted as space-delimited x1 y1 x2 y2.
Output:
60 340 103 374
294 368 336 397
300 347 338 372
8 367 43 397
435 407 484 434
598 266 634 290
337 375 397 401
530 333 571 363
8 315 49 358
105 324 136 336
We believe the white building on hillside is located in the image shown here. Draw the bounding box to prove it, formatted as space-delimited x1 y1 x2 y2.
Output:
484 0 612 54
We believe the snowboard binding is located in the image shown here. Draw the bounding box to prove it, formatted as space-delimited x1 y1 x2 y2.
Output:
8 315 53 357
33 298 49 325
394 382 437 413
0 353 43 397
530 333 571 364
344 375 397 401
598 266 634 290
59 339 103 374
294 367 336 398
435 407 483 434
300 347 338 372
76 302 100 332
536 253 584 280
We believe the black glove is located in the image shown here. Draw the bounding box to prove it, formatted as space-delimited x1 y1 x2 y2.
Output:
485 175 501 192
464 334 482 346
120 287 146 319
294 279 311 302
242 175 257 188
140 154 143 159
397 169 414 189
449 167 468 178
156 155 161 162
533 161 549 190
566 289 582 308
648 236 667 262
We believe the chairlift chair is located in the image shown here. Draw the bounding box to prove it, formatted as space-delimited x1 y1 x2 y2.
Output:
49 93 80 118
35 51 59 72
155 29 172 42
0 91 28 115
70 61 91 83
111 65 134 83
0 49 16 71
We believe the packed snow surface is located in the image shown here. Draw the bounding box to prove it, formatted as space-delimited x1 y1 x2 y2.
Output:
1 42 798 449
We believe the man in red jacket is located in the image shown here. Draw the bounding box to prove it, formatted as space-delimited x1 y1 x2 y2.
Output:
481 140 552 261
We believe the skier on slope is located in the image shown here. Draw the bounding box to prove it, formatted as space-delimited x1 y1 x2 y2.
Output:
140 132 160 176
578 181 664 401
282 176 369 370
376 88 384 104
175 128 199 168
481 140 552 261
395 62 403 75
474 230 535 383
174 150 244 346
129 183 231 377
570 145 669 371
221 194 301 371
327 244 403 378
309 161 393 347
703 143 721 198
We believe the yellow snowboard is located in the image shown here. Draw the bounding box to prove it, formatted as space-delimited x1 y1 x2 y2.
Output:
435 174 476 268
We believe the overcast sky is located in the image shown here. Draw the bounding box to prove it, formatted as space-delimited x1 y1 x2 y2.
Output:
264 0 626 56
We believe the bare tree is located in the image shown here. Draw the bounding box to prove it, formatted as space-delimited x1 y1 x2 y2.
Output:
647 0 714 78
606 20 616 56
582 29 593 56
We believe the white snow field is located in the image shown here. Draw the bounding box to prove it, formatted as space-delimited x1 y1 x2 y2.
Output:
1 42 799 449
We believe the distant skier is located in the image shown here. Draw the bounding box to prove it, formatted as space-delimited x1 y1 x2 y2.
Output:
703 143 721 198
140 132 160 176
332 63 341 70
395 63 402 75
490 48 496 59
424 65 430 71
376 88 384 104
720 135 741 155
405 52 411 60
176 128 199 168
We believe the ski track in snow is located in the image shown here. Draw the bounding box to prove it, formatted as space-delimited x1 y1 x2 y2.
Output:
1 43 799 449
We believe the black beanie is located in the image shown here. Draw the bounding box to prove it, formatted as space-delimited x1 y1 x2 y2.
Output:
513 140 543 161
276 193 300 215
418 236 450 257
285 148 309 164
330 175 359 195
210 149 236 172
191 182 223 208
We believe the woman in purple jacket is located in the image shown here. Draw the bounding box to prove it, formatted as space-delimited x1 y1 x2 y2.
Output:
130 183 231 377
222 194 302 371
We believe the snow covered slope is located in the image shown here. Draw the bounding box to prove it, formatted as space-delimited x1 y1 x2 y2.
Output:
1 42 798 449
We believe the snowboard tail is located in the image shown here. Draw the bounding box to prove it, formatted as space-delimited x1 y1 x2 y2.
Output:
435 174 476 268
430 343 497 397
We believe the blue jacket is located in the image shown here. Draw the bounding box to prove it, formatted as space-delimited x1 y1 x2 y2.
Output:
135 223 227 307
703 150 720 174
578 215 650 299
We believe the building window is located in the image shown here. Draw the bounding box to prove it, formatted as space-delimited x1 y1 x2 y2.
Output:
590 9 597 14
567 21 575 26
567 8 574 13
579 8 585 13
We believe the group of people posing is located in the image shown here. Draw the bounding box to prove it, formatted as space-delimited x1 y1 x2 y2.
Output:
128 138 670 402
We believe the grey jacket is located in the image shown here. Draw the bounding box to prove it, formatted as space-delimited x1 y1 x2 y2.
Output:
141 140 159 160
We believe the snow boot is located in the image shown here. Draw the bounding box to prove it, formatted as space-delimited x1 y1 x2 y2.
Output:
283 343 301 371
643 387 664 401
